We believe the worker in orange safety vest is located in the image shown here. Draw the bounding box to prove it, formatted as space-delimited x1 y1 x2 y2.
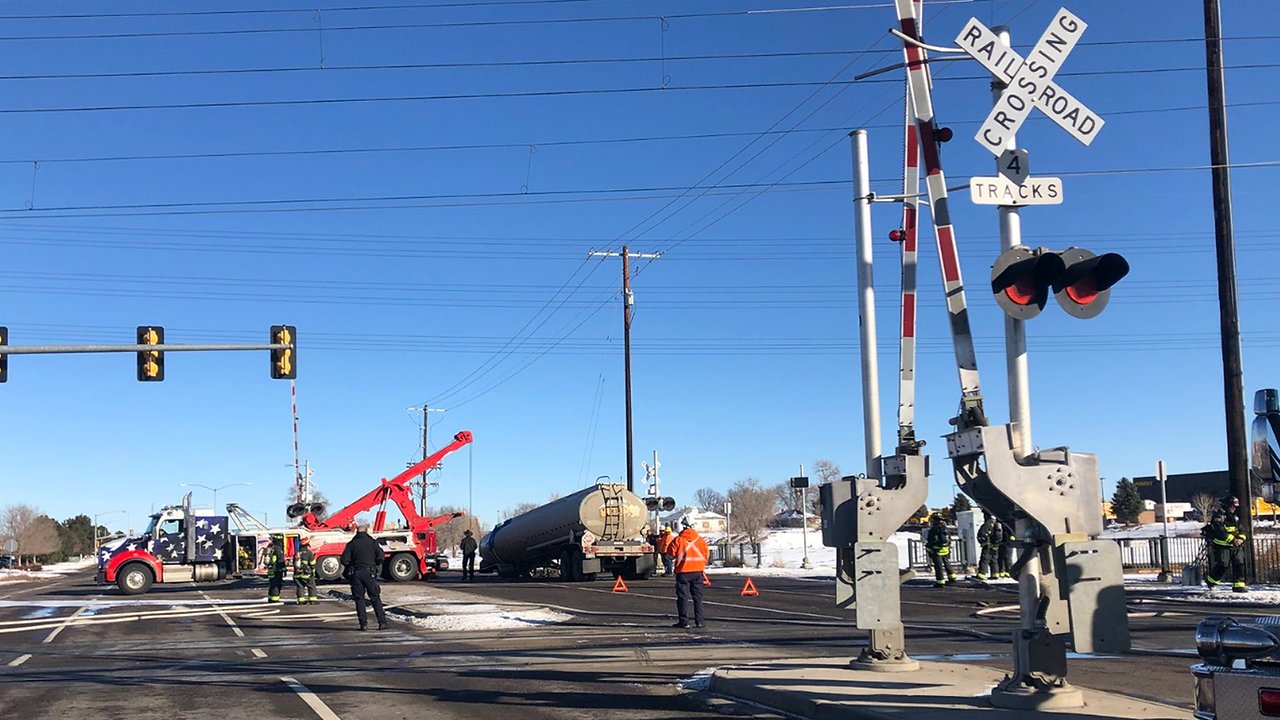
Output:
665 518 709 629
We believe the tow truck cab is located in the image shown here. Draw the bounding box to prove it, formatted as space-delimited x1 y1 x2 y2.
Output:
96 494 235 595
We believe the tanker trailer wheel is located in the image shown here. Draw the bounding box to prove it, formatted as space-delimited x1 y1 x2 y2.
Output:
117 563 154 595
560 549 583 582
387 553 420 582
315 555 345 582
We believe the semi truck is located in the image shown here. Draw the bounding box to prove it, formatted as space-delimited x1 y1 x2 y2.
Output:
97 493 236 595
479 482 655 581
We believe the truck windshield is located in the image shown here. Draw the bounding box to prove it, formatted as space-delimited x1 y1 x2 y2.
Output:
143 515 160 537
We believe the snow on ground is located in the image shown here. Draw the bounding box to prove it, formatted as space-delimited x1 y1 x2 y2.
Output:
1101 520 1206 540
401 604 572 631
704 527 921 578
0 556 95 583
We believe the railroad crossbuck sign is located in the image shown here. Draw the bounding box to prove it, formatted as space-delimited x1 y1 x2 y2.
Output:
956 8 1105 155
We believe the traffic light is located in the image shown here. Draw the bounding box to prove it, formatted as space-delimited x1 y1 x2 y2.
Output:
990 246 1128 320
136 326 164 381
1052 248 1130 319
990 246 1065 320
645 496 676 512
270 325 296 380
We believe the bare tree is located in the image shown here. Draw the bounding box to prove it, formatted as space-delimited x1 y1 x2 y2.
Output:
431 505 470 555
25 517 60 562
1191 492 1219 521
500 501 541 522
775 483 804 514
1 504 39 564
693 487 725 513
726 478 780 567
812 459 842 485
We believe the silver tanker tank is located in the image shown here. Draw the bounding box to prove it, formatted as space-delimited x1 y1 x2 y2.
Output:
479 483 655 581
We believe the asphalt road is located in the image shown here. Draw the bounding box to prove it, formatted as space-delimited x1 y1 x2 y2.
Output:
0 568 1229 719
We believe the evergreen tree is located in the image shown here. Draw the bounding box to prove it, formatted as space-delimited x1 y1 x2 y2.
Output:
1111 478 1144 524
952 493 973 514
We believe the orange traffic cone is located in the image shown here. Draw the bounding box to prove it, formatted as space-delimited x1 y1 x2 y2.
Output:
612 576 629 593
740 577 759 596
702 572 711 587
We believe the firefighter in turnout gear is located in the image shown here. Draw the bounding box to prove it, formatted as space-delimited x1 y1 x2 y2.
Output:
1203 499 1248 592
266 535 288 602
997 522 1014 578
976 512 1000 580
294 536 318 603
926 513 955 587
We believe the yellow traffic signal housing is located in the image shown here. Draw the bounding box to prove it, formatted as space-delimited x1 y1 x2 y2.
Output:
270 325 297 380
136 326 164 381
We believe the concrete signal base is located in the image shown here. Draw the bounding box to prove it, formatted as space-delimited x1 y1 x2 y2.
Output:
709 658 1192 720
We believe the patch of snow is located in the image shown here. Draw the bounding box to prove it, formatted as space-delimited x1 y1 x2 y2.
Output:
679 667 718 692
0 557 96 583
403 606 571 631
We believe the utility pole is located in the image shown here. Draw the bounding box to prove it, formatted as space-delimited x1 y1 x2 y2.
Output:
1203 0 1251 567
408 405 447 516
587 246 661 493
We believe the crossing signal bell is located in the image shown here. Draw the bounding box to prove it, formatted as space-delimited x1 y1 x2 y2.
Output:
270 325 296 380
136 326 164 381
645 496 676 512
991 247 1128 320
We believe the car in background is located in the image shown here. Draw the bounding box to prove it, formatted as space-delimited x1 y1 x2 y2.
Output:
0 555 13 569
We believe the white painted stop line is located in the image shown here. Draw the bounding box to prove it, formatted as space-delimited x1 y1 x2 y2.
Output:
281 676 343 720
956 8 1105 155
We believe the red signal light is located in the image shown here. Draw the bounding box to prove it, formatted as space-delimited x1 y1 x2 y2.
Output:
1259 689 1280 716
888 229 905 242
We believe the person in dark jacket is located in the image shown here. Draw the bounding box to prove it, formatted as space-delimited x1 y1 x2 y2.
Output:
341 524 387 630
925 513 955 587
459 529 478 582
266 535 288 603
1203 504 1248 592
997 522 1014 578
976 513 1000 580
294 536 317 604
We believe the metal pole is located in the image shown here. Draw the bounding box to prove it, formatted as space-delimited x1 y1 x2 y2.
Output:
800 463 812 569
850 129 882 478
1203 0 1252 572
1157 460 1171 582
421 406 429 517
468 442 474 520
622 246 635 493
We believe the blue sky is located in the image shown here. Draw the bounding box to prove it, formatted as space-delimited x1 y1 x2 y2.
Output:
0 0 1276 534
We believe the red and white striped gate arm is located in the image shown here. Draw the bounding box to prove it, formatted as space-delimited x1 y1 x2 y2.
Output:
896 0 922 449
893 0 985 418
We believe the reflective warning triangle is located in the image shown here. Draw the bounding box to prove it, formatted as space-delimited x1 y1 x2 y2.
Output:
740 577 759 596
612 576 628 593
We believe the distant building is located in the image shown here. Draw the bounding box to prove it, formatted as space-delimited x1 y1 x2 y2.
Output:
1131 470 1229 504
661 507 727 536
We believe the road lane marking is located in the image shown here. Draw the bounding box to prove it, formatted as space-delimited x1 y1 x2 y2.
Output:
42 604 93 644
201 591 245 638
7 654 31 666
252 648 267 658
281 676 343 720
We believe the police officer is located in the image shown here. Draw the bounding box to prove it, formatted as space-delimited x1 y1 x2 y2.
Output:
266 534 288 603
926 513 955 587
459 529 478 582
341 523 388 630
1204 501 1248 593
294 536 318 604
976 512 1000 580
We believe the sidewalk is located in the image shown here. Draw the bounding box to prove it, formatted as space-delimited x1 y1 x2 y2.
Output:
710 658 1193 720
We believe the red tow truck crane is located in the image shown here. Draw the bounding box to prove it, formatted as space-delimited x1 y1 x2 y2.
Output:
299 430 474 582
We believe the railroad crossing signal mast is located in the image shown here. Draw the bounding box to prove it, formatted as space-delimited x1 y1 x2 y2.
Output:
822 3 1130 708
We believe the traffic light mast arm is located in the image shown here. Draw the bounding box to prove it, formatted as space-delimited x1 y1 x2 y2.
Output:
895 0 985 426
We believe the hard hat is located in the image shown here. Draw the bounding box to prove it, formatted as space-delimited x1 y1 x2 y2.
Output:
300 536 310 544
662 526 672 532
930 512 943 522
680 518 693 529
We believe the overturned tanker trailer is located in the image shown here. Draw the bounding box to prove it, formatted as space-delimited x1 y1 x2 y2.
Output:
479 483 656 581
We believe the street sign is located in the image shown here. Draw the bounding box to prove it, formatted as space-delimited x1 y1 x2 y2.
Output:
789 476 810 489
969 176 1064 206
955 8 1105 155
998 149 1029 184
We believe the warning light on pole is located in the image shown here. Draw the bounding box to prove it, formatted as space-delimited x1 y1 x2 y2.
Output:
136 326 164 381
645 497 676 512
270 325 297 380
0 326 8 383
990 246 1066 320
1052 248 1130 319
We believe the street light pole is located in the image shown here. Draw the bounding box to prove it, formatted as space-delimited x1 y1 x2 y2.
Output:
800 463 812 570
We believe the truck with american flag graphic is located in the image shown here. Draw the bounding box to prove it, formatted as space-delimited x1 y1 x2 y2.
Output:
96 493 235 595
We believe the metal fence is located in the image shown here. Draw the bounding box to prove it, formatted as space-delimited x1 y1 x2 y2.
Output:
904 534 1280 583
